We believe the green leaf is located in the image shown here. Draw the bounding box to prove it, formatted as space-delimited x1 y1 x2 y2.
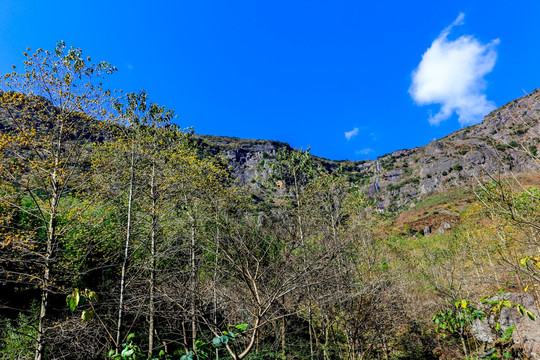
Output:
81 310 94 323
87 290 98 302
66 288 81 311
212 337 221 348
126 333 136 342
108 349 115 357
66 295 77 312
517 305 525 316
159 350 165 357
235 323 249 331
526 310 535 321
220 335 229 344
121 348 134 357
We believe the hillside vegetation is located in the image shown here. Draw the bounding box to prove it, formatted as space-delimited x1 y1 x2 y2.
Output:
1 43 540 360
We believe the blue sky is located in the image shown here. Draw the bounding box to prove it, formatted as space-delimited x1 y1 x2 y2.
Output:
0 1 539 160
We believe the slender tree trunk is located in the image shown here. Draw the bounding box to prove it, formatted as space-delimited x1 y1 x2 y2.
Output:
148 161 157 357
294 175 313 359
35 127 62 360
281 296 286 359
35 189 58 360
213 206 220 360
190 213 197 348
460 328 468 358
116 143 136 353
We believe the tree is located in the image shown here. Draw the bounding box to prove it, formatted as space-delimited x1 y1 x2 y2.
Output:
0 42 116 360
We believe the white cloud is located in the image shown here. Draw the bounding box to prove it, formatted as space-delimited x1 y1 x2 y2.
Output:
344 127 359 140
409 13 499 126
355 148 374 155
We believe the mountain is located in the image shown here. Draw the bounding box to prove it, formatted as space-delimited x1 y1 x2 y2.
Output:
2 89 538 220
197 89 540 221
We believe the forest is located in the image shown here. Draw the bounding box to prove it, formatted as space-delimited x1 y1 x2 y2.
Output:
1 43 540 360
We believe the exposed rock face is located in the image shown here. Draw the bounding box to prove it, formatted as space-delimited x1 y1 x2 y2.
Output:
197 89 540 211
473 292 540 359
222 143 281 184
193 136 292 185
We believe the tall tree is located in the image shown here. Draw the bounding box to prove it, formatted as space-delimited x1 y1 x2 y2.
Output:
0 42 115 360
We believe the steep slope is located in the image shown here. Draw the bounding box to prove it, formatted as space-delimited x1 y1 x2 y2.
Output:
2 89 538 218
200 89 540 214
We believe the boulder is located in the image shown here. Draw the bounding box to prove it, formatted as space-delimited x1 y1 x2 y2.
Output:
473 292 540 359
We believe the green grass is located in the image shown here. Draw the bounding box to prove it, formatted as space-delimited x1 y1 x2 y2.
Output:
412 188 472 212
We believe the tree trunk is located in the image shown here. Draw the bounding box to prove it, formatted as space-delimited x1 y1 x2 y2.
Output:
34 194 58 360
116 143 135 353
148 161 157 357
294 175 313 360
190 214 197 348
35 129 62 360
213 207 220 360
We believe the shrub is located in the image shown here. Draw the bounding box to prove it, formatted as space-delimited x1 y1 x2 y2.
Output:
0 311 37 359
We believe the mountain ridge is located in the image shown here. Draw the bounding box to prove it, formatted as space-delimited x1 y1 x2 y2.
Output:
197 89 540 213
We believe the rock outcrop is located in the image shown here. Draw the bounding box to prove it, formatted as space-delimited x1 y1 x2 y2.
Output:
473 292 540 359
198 89 540 212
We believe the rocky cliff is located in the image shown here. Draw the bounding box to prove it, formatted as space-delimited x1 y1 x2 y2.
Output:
199 89 540 212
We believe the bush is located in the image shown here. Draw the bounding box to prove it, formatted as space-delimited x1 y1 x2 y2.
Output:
0 311 37 359
529 145 538 157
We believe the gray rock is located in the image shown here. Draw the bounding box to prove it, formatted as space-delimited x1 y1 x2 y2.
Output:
438 222 451 234
473 292 540 360
383 169 403 183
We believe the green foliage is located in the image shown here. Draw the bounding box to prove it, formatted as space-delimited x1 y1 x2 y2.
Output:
108 334 173 360
433 300 484 338
502 326 515 342
0 311 38 359
529 145 538 157
508 141 520 148
66 288 98 323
